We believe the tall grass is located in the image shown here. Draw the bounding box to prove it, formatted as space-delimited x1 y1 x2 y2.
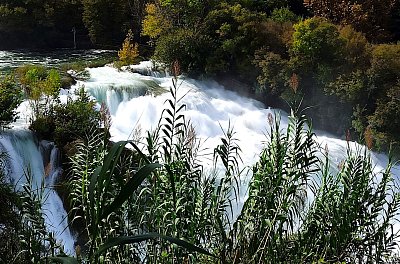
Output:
231 111 319 263
66 75 400 263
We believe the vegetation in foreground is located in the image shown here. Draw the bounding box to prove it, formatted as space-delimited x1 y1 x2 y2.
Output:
0 73 399 263
1 0 400 154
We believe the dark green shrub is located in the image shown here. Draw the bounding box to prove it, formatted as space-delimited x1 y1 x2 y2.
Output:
29 115 55 139
53 87 101 148
0 75 22 130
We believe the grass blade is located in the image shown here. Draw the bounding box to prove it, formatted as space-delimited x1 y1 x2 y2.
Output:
101 163 162 219
95 233 216 258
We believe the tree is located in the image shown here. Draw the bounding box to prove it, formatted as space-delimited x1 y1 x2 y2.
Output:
82 0 131 46
142 3 173 40
304 0 397 42
367 83 400 149
118 30 140 66
202 3 266 75
0 76 22 130
291 17 345 68
16 65 61 120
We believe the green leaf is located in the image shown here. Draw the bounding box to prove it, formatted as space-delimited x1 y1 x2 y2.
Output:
101 163 162 220
95 233 216 258
89 141 127 209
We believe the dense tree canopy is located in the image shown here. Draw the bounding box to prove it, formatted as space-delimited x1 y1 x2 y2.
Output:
304 0 397 41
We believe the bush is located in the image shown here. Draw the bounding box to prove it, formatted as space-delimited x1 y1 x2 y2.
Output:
369 44 400 87
153 28 212 74
338 25 371 70
367 83 400 150
254 50 291 95
257 19 294 56
0 76 22 130
16 65 61 121
53 87 101 148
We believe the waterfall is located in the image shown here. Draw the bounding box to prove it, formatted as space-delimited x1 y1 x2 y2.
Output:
75 63 400 176
71 62 399 220
0 130 75 254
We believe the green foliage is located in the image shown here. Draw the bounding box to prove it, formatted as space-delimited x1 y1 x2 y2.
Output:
0 75 22 130
144 1 267 76
16 65 61 122
52 87 101 148
270 7 300 23
68 113 213 262
2 74 400 262
254 51 291 95
153 28 212 74
291 17 345 68
257 19 294 57
0 151 23 263
16 64 101 149
369 44 400 87
300 147 400 263
326 70 368 102
0 167 66 263
340 43 400 151
142 3 173 39
338 25 371 70
367 83 400 149
233 111 319 263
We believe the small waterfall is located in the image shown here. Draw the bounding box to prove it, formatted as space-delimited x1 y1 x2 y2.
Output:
0 130 75 254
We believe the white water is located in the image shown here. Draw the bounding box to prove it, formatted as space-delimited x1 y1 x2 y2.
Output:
74 62 400 175
0 131 75 254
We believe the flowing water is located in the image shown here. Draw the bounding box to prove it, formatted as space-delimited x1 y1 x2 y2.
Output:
1 50 399 253
0 131 75 253
0 50 116 254
0 49 115 74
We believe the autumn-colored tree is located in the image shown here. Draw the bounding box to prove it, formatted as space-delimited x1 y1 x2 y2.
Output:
142 3 173 40
304 0 397 41
118 30 140 66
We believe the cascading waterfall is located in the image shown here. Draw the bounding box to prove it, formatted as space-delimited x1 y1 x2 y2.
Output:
76 62 400 175
73 62 400 223
0 130 75 254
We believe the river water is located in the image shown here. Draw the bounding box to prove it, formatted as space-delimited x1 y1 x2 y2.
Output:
0 50 399 255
